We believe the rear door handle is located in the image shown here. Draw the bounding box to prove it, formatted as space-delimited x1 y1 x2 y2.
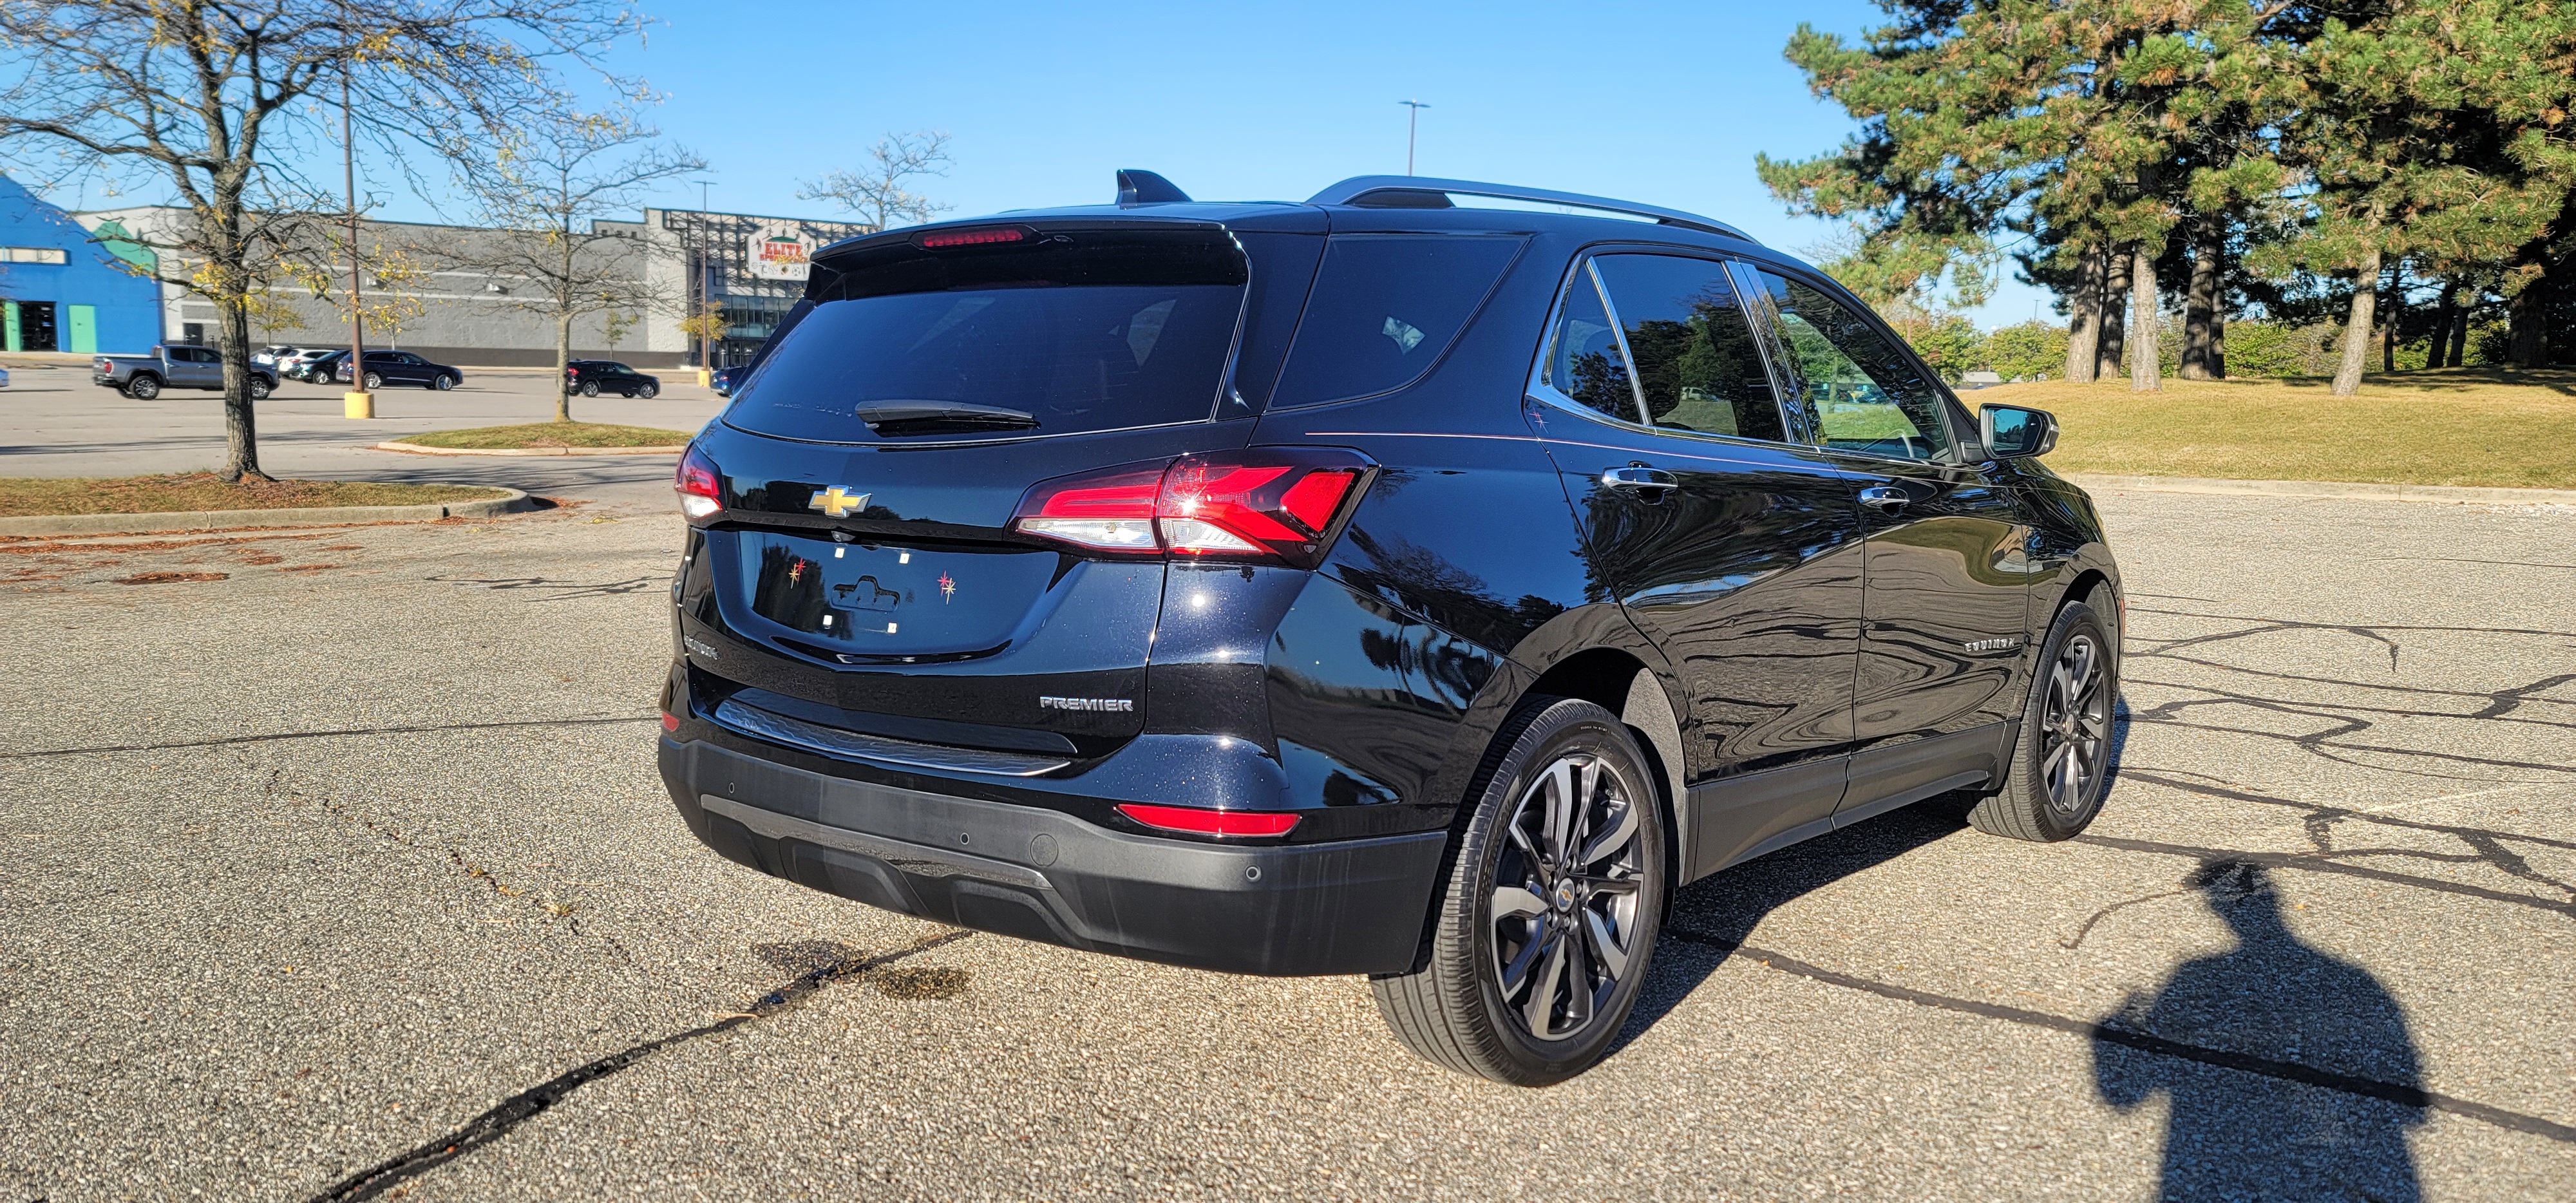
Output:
1858 486 1910 512
1602 466 1680 493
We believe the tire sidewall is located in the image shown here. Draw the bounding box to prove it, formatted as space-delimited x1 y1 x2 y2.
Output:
248 377 270 400
638 384 658 399
127 375 158 399
580 381 599 397
2014 601 2115 837
434 374 454 391
1449 700 1667 1083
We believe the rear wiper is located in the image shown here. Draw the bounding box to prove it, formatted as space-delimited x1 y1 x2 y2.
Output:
853 401 1040 435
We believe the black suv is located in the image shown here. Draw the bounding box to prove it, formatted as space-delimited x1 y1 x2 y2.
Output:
659 173 2121 1085
567 359 661 398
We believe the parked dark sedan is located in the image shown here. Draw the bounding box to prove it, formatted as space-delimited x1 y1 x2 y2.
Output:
660 173 2121 1085
567 359 660 398
308 349 462 390
709 364 744 397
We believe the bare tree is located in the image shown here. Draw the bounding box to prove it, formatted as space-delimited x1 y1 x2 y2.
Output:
0 1 648 480
797 131 954 231
457 113 703 422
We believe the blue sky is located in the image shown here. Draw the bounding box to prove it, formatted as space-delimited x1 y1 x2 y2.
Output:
52 0 2057 327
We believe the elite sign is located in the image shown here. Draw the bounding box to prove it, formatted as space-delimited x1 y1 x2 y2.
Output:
749 223 811 281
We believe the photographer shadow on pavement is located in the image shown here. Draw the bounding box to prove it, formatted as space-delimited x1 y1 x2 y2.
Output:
2094 860 2425 1202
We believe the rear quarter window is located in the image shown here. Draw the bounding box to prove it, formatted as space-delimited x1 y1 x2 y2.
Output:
1267 234 1526 408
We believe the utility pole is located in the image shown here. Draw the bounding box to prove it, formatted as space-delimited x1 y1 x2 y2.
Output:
340 0 371 419
1399 100 1430 176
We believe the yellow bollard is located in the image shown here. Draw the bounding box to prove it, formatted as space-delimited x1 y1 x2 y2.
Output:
696 367 712 388
343 390 374 419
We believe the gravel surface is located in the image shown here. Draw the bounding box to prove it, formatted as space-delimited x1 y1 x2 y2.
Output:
1 488 2568 1200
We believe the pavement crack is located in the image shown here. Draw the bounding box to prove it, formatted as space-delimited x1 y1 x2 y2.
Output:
305 930 975 1202
1661 928 2576 1145
1 714 658 760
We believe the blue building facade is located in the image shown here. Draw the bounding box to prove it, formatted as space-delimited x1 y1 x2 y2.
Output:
0 175 162 354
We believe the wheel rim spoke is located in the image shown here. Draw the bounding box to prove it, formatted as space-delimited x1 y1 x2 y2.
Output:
1578 797 1637 868
1524 933 1567 1036
1543 759 1578 864
1492 886 1546 922
1498 925 1548 994
1582 909 1631 980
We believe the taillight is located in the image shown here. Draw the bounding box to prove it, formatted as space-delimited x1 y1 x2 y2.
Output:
1010 448 1374 569
674 445 722 522
1115 803 1301 838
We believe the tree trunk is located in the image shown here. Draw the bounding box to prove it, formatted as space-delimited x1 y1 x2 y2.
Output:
2098 245 2130 379
2381 261 2402 374
217 294 267 481
2332 247 2382 395
2447 294 2470 366
2509 276 2548 367
2181 219 2221 379
555 308 575 422
2128 243 2161 392
2063 245 2102 383
2430 279 2459 370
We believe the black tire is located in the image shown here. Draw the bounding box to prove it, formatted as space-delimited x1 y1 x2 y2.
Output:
1969 591 2117 841
124 374 160 400
636 383 658 399
432 374 455 391
1372 696 1667 1086
247 375 272 401
362 371 383 391
579 381 600 397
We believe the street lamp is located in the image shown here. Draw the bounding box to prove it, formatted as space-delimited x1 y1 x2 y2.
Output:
339 0 371 419
1399 100 1430 176
694 180 716 387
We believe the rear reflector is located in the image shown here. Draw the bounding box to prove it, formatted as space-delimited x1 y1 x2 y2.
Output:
1115 803 1301 837
661 712 679 732
1010 448 1375 568
915 226 1028 249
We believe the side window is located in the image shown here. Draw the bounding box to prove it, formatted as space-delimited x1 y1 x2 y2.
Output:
1753 271 1951 461
1270 234 1525 407
1540 262 1638 422
1590 254 1786 442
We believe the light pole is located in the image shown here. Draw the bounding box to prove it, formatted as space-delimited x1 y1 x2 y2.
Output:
694 180 716 387
339 0 371 419
1399 100 1430 176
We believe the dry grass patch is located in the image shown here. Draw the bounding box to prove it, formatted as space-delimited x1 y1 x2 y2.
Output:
0 474 509 518
1973 367 2576 489
402 422 692 450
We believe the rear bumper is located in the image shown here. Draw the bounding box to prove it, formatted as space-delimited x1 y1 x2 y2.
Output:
660 737 1446 976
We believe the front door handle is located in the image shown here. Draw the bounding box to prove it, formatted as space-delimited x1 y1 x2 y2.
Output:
1858 486 1910 512
1602 466 1680 493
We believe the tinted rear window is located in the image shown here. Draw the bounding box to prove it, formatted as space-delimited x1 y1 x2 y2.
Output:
723 231 1247 444
1268 234 1525 408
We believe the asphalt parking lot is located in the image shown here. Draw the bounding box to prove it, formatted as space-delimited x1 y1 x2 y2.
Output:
1 362 728 507
1 483 2570 1200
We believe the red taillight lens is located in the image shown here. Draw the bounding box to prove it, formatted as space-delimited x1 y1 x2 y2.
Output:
1012 464 1164 553
1010 448 1374 568
1115 803 1301 838
674 445 722 522
660 712 679 732
915 225 1029 249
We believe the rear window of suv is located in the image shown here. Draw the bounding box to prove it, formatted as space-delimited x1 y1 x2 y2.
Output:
722 229 1248 444
1268 234 1525 408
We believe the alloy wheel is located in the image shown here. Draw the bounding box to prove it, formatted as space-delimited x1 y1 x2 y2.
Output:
1488 752 1647 1041
2040 632 2110 817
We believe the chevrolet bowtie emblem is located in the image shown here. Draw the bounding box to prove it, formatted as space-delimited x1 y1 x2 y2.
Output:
808 486 869 518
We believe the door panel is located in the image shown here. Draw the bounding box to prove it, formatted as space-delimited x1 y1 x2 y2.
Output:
1745 267 2032 773
1530 252 1863 870
66 306 95 355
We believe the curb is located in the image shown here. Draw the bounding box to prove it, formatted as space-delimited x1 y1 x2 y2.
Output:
375 440 688 457
0 488 535 536
2065 473 2576 506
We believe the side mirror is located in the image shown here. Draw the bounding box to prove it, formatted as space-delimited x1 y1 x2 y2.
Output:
1980 404 2059 459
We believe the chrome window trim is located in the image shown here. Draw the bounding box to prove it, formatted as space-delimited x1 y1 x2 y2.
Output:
1587 259 1654 424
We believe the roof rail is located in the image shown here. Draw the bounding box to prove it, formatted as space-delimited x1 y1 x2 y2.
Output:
1305 176 1757 243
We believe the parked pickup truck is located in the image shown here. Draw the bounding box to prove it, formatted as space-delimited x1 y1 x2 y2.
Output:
91 345 278 401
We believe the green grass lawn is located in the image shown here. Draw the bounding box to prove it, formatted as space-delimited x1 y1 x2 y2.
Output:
0 474 511 517
401 422 695 450
1974 367 2576 489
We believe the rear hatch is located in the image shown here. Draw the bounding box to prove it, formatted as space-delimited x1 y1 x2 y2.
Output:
683 216 1324 761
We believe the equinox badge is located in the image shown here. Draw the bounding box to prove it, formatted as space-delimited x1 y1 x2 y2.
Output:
808 486 869 518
